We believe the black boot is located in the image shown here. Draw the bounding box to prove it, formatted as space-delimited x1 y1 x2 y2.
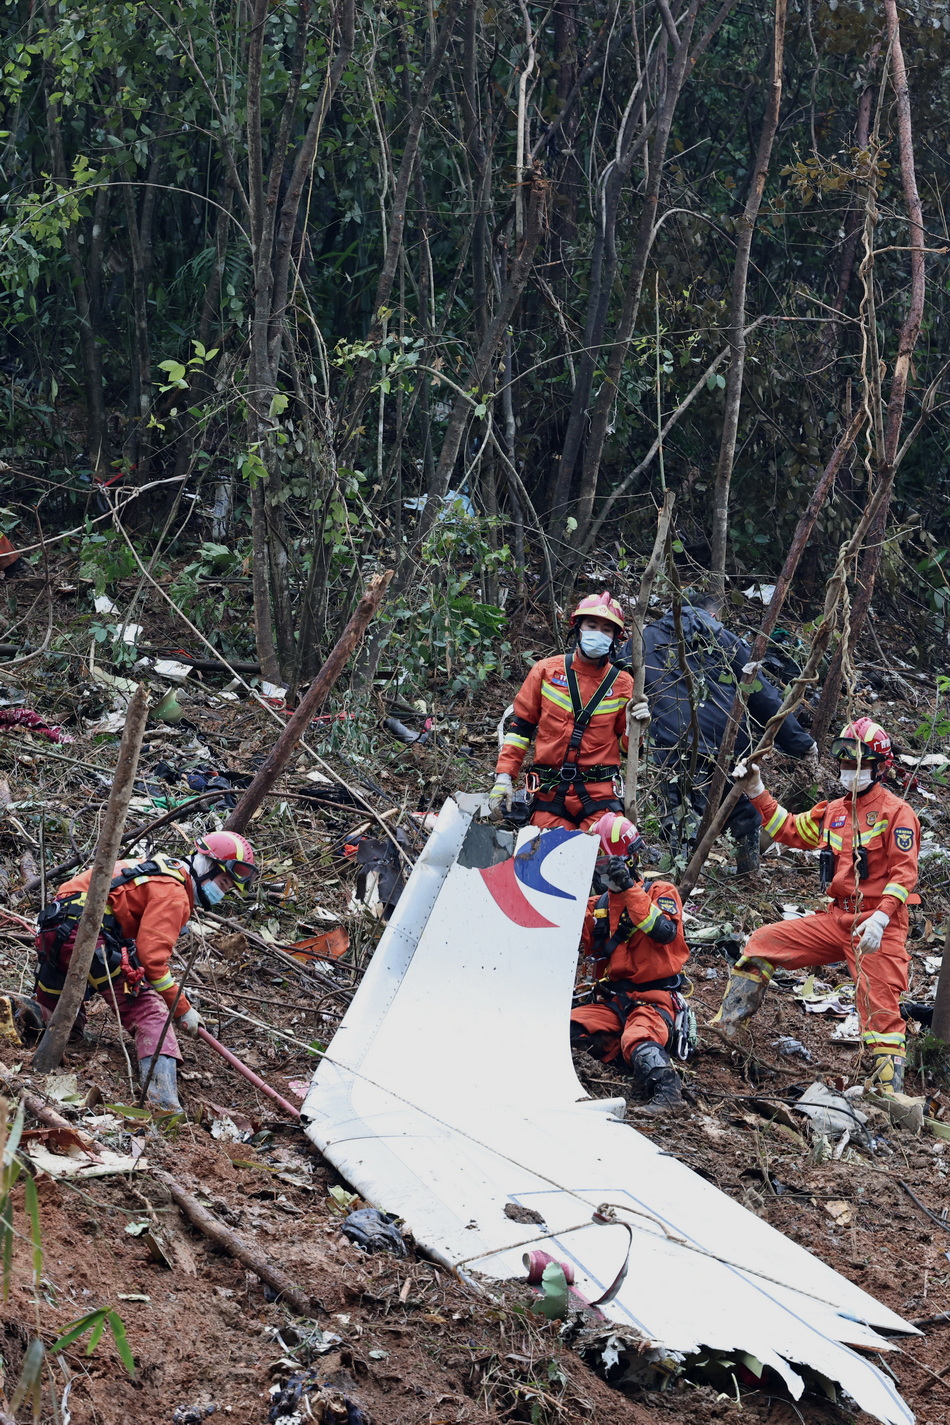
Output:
11 996 47 1046
627 1042 686 1117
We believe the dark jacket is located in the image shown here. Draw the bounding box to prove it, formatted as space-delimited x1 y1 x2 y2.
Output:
619 606 814 765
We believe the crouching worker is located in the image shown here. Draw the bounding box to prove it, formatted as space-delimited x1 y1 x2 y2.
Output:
712 719 918 1095
571 813 692 1116
21 832 257 1112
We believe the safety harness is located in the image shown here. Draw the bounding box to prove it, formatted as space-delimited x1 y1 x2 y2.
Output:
578 892 694 1060
35 855 189 1001
529 653 624 825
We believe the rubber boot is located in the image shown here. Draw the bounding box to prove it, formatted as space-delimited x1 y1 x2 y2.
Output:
867 1051 905 1097
627 1042 686 1117
138 1055 182 1113
12 997 47 1047
733 829 760 878
710 957 774 1038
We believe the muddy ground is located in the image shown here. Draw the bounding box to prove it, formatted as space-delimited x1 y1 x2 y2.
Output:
0 566 948 1424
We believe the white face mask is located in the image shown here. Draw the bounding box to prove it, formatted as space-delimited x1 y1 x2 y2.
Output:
839 767 873 793
202 878 226 906
579 629 613 660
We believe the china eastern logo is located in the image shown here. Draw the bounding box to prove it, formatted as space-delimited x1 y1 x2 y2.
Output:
479 828 578 928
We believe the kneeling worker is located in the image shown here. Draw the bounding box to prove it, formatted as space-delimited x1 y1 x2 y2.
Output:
25 832 258 1112
713 719 918 1093
571 813 692 1115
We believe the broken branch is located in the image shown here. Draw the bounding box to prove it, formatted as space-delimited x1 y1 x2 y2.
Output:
150 1169 312 1315
225 571 393 835
32 686 150 1073
625 491 675 819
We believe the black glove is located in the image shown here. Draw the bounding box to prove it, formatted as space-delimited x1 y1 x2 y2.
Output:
604 856 635 892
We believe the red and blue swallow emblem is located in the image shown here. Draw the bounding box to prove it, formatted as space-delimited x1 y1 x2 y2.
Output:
479 828 578 928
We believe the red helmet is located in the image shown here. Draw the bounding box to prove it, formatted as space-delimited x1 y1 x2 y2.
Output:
193 831 258 895
570 591 625 635
830 718 893 772
591 812 644 860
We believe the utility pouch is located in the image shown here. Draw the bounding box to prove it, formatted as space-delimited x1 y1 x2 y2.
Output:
818 847 836 893
854 845 869 881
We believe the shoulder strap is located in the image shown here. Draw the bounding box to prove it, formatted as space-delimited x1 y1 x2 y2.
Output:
564 652 620 728
110 854 189 893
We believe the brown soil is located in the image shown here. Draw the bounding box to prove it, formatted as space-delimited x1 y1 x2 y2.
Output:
0 567 947 1424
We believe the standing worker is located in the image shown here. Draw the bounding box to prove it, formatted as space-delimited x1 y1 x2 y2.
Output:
488 593 649 830
570 813 692 1115
713 719 918 1094
22 832 258 1112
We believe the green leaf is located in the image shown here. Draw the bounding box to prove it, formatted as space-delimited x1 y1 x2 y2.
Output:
108 1311 136 1375
23 1174 42 1284
268 392 289 418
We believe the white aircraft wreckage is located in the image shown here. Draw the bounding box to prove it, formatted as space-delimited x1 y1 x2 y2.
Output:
303 795 916 1425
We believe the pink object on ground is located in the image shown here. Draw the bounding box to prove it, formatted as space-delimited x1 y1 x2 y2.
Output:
0 709 74 744
197 1026 300 1118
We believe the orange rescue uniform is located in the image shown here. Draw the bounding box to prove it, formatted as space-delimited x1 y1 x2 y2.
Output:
496 653 633 830
570 879 689 1065
739 783 919 1056
53 860 196 1018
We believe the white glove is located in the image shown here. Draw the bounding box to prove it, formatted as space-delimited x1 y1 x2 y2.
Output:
731 760 765 797
853 909 889 953
801 741 820 769
178 1006 205 1038
626 699 651 732
488 772 513 814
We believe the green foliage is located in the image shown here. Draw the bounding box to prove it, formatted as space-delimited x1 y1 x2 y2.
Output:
78 530 139 593
51 1306 136 1374
382 507 512 694
914 674 950 742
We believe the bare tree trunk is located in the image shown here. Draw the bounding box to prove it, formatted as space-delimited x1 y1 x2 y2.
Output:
341 0 461 451
808 1 926 749
40 25 109 477
32 687 149 1073
814 63 877 370
708 0 787 600
625 492 675 819
564 0 701 562
416 176 547 548
688 407 866 854
246 0 355 681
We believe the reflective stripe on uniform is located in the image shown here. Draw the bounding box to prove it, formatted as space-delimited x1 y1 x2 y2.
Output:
149 972 176 994
793 810 822 846
765 805 790 838
883 881 909 903
540 682 575 713
503 732 530 750
862 1030 905 1051
633 904 660 934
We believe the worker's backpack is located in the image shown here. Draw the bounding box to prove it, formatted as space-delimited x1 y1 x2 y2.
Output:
34 855 189 998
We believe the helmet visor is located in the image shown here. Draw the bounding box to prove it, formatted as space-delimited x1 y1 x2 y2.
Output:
217 857 258 886
830 737 882 762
